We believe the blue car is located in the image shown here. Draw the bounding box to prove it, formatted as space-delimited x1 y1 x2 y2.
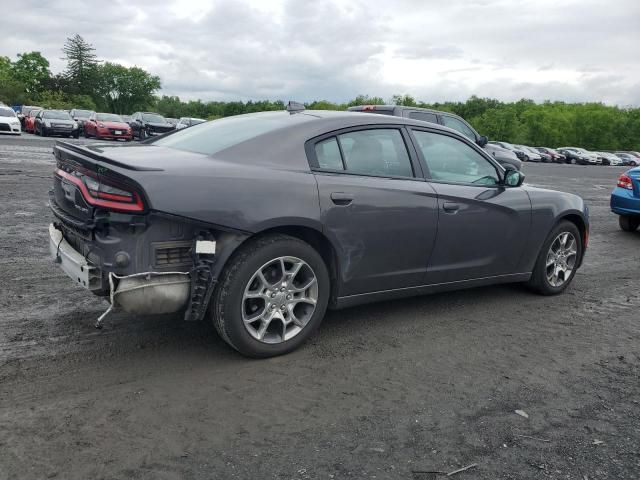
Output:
611 167 640 231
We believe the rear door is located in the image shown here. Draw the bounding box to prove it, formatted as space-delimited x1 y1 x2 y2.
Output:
308 126 439 296
409 127 531 284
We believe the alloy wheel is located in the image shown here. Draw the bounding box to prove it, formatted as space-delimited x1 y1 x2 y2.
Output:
546 232 578 287
241 256 318 344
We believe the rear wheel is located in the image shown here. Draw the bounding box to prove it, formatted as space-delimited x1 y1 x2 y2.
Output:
211 234 330 358
619 216 640 232
527 220 582 295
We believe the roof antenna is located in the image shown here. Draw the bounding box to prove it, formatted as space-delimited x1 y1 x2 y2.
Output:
286 101 305 114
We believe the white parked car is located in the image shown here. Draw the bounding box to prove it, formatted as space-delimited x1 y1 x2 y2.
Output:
0 107 21 135
596 152 623 166
175 117 207 129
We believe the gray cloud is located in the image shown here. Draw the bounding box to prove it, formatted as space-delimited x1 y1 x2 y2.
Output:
1 0 638 105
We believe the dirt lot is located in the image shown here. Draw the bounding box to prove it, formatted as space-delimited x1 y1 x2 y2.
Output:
0 134 638 480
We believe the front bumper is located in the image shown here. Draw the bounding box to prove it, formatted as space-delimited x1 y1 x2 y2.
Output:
0 122 21 134
96 130 133 140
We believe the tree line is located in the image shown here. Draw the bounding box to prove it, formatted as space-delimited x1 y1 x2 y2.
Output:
1 35 638 150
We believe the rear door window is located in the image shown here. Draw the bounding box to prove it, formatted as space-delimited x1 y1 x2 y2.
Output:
315 138 344 170
442 115 476 141
337 129 414 177
408 111 438 124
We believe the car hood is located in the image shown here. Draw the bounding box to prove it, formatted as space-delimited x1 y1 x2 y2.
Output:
46 119 74 124
145 122 173 129
99 121 130 129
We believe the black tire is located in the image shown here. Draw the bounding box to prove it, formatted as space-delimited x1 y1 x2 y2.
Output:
211 234 330 358
139 128 147 140
570 158 576 165
41 126 47 137
619 216 640 232
73 132 79 139
527 220 582 295
83 128 90 138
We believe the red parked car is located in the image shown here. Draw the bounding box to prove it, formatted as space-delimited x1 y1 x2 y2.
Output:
83 112 133 141
24 108 42 133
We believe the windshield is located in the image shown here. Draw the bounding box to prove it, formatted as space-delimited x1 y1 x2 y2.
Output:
96 113 123 122
43 111 72 120
142 113 166 123
29 110 42 117
73 110 93 118
0 108 16 117
154 111 314 156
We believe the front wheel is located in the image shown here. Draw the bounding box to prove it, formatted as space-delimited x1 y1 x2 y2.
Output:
139 128 147 140
211 234 330 358
527 221 582 295
619 216 640 232
41 126 47 137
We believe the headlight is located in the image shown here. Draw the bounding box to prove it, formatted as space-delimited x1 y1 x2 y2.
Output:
45 121 51 127
98 123 105 128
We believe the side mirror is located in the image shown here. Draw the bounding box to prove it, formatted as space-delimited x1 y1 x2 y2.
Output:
477 135 488 147
504 168 525 187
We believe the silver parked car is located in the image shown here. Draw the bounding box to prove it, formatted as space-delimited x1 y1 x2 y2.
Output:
176 117 207 129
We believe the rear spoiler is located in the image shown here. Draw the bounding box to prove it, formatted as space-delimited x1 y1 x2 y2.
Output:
54 141 163 172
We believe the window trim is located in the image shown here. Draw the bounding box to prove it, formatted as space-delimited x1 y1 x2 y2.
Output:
407 126 506 188
305 124 425 181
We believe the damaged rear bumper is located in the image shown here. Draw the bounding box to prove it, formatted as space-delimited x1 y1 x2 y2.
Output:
50 223 192 315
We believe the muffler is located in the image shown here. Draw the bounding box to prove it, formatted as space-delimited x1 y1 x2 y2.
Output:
95 271 191 328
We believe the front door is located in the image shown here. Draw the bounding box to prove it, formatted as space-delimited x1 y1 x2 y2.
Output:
410 128 531 284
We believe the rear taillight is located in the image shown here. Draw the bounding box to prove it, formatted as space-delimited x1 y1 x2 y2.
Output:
617 174 633 190
55 167 145 212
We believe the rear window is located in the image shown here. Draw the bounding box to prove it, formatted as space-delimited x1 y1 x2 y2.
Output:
154 111 314 156
73 110 93 118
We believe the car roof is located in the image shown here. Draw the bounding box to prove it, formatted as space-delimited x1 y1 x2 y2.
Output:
347 104 456 116
203 110 481 167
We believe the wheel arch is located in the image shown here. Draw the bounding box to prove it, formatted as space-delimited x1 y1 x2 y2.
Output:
215 224 341 308
556 212 588 267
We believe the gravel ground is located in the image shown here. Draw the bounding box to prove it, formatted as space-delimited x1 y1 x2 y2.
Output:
0 133 638 480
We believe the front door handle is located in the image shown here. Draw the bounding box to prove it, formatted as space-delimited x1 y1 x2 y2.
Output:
330 192 354 206
442 201 460 213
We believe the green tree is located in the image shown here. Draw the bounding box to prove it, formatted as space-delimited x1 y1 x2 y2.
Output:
62 34 99 95
93 62 161 113
0 56 26 105
391 94 417 106
12 52 51 98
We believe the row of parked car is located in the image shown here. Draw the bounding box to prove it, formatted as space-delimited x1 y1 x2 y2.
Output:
11 105 206 140
4 104 640 169
346 105 640 169
489 141 639 167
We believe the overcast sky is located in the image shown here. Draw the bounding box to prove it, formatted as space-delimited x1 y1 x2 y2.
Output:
3 0 640 105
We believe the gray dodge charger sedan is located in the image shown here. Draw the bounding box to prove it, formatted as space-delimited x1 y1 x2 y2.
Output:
49 107 589 357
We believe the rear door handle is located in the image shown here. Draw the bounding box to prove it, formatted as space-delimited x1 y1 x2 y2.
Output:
442 201 460 213
330 192 354 206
